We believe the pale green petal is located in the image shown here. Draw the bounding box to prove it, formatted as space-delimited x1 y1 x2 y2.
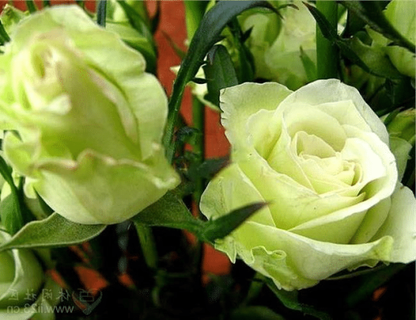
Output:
289 129 397 243
218 221 393 290
72 30 167 159
264 118 314 190
28 149 178 225
281 104 348 151
351 198 391 244
200 163 275 227
389 136 412 182
289 208 367 244
372 186 416 263
295 131 336 158
245 109 281 162
278 79 390 144
238 156 363 231
0 232 44 309
3 35 141 161
342 126 397 199
220 82 292 149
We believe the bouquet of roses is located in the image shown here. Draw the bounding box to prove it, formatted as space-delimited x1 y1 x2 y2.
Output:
0 0 414 319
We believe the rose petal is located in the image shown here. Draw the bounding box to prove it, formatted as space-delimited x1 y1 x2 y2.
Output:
216 221 393 290
220 82 292 149
278 79 389 144
200 163 275 227
372 186 416 263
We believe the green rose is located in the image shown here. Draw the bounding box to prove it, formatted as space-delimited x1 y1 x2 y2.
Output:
368 0 415 78
0 230 58 320
384 0 415 78
200 79 416 290
385 108 415 181
240 0 316 89
0 6 179 224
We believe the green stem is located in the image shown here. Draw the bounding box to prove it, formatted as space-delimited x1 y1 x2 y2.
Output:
164 1 208 164
97 0 107 28
192 97 205 215
316 0 338 79
134 222 158 270
25 0 37 13
241 273 266 305
75 0 85 9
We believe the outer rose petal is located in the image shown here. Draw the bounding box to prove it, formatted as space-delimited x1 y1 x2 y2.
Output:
5 133 178 225
372 186 416 263
389 136 412 182
220 82 292 149
200 163 275 230
0 232 44 308
222 221 393 290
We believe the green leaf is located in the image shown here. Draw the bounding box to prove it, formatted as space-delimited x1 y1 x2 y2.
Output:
193 157 229 180
117 0 154 51
0 213 106 251
227 17 255 83
230 306 285 320
265 278 332 320
132 190 203 235
0 156 25 234
345 264 405 307
150 0 161 34
304 2 338 41
340 1 415 53
344 37 403 79
0 194 23 235
164 0 278 162
341 8 367 38
132 192 265 243
184 0 210 39
203 45 239 107
0 20 10 45
97 0 107 27
300 46 317 82
201 202 267 243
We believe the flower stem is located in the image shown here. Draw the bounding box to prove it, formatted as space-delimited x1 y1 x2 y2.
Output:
134 222 158 270
316 0 339 79
192 97 205 215
241 273 266 305
25 0 37 13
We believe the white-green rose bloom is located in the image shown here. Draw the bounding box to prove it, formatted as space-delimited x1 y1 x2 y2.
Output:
0 6 179 224
240 0 316 89
200 79 416 290
0 230 60 320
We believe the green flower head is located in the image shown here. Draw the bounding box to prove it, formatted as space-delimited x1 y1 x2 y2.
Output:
0 5 179 224
200 79 416 290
